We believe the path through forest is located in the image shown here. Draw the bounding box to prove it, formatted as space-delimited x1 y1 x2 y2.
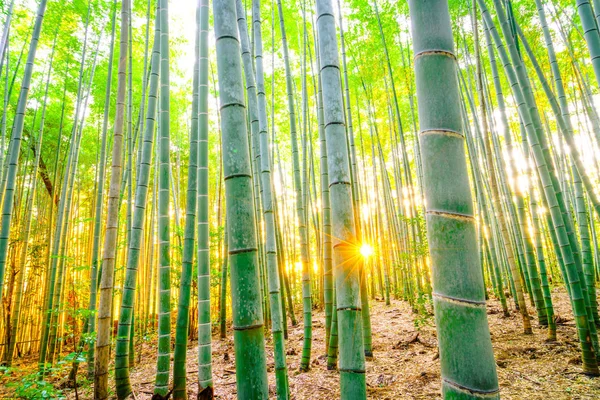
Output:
2 289 599 399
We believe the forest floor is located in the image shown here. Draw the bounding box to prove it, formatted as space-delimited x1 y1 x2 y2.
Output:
2 288 600 399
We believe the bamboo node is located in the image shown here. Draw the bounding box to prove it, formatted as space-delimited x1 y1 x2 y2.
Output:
426 209 474 221
442 377 499 398
414 49 457 61
419 129 464 139
433 292 486 308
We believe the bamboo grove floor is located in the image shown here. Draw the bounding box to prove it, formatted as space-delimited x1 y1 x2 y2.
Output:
2 288 600 399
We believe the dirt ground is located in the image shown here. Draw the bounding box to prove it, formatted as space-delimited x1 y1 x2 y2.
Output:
2 287 600 399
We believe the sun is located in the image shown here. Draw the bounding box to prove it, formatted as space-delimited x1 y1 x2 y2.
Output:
360 244 374 258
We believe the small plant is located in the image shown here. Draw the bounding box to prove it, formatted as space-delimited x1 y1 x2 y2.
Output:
8 372 65 399
57 351 87 366
0 365 14 376
413 295 434 331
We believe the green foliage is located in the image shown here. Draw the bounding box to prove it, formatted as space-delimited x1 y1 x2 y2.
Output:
412 295 433 331
58 351 87 366
7 372 65 399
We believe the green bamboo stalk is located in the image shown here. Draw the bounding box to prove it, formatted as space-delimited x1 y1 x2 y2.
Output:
276 0 312 372
335 1 369 337
154 0 172 395
219 223 229 340
134 0 153 189
346 74 374 361
197 1 213 397
173 2 201 398
145 130 159 340
246 3 268 331
0 0 47 311
588 198 600 324
573 164 599 328
532 191 557 340
576 0 600 89
316 0 366 396
0 27 31 203
114 6 159 398
250 0 289 396
125 4 134 269
409 1 500 398
299 5 313 369
270 1 294 333
86 0 117 379
274 142 297 327
95 0 130 397
213 0 269 396
274 210 290 339
0 0 14 75
0 39 9 189
239 0 267 332
327 286 338 370
314 19 333 351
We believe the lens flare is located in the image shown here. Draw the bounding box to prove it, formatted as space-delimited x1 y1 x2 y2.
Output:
360 244 374 258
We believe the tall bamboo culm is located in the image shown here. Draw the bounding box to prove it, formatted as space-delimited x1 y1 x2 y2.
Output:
173 1 201 398
0 0 47 309
197 0 213 397
114 5 160 398
275 0 312 372
87 0 117 379
250 0 289 397
155 0 172 396
213 0 269 397
408 0 500 398
95 0 130 398
315 0 366 397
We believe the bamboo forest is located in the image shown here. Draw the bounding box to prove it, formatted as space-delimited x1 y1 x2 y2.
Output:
3 0 600 398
